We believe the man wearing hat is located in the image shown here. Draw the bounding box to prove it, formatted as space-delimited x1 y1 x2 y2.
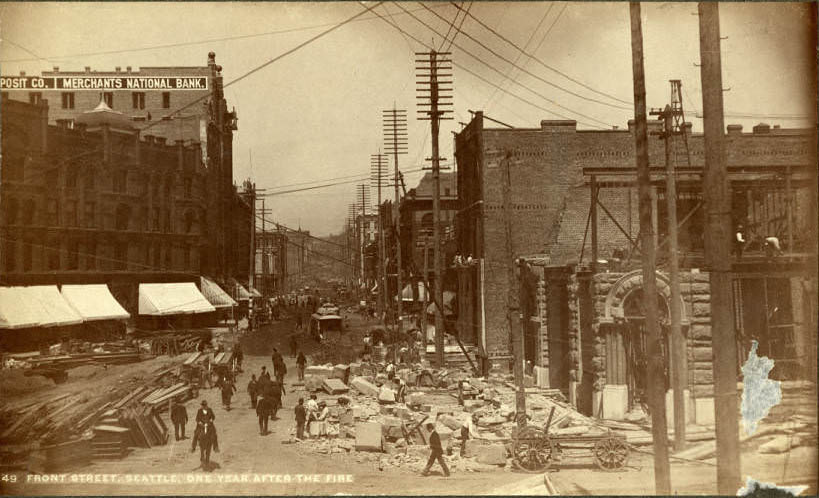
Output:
421 422 450 477
192 400 218 452
170 400 188 441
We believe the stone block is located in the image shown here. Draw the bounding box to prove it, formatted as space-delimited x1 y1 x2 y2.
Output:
305 365 334 378
339 410 355 426
350 377 380 397
349 363 362 376
533 366 549 387
693 368 713 385
692 347 713 362
690 324 712 340
333 364 351 380
407 392 426 407
421 404 433 413
475 444 507 465
381 416 404 440
692 302 711 317
694 397 715 426
463 399 485 412
462 439 482 458
354 422 384 452
304 376 324 392
380 405 395 415
323 378 349 394
438 414 462 431
395 406 412 420
378 386 396 404
602 384 628 420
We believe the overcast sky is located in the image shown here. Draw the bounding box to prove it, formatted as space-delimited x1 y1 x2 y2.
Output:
1 2 815 236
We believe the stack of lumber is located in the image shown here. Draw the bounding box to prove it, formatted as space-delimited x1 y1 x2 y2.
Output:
1 356 197 452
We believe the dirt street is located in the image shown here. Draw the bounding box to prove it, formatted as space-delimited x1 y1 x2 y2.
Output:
3 313 815 495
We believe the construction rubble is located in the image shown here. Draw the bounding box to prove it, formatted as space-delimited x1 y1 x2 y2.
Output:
289 360 599 472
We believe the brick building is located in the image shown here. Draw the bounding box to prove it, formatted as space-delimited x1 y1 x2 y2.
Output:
1 63 252 323
454 112 817 421
2 53 241 282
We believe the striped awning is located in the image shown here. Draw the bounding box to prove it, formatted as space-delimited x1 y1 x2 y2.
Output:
200 277 237 309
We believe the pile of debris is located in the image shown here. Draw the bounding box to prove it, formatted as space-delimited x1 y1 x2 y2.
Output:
0 354 201 470
290 360 593 471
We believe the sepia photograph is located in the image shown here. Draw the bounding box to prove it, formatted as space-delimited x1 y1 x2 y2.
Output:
0 1 816 495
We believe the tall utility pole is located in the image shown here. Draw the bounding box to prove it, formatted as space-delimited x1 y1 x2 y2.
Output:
501 153 527 423
371 153 389 320
383 107 408 329
357 184 371 298
347 204 357 286
650 80 688 451
246 181 257 294
629 3 671 493
698 3 741 493
417 49 453 367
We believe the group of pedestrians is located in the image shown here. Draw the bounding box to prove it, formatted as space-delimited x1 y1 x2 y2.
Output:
248 365 284 435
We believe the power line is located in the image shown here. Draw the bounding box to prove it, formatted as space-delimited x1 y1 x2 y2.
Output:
483 2 552 109
444 1 472 52
420 2 630 111
0 3 450 64
382 3 608 129
438 3 463 51
138 2 385 136
259 166 426 197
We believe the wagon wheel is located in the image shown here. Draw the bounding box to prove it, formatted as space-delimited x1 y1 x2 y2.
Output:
512 427 555 473
593 436 629 471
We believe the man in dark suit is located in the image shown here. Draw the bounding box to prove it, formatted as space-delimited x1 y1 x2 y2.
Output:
170 400 188 441
421 423 450 477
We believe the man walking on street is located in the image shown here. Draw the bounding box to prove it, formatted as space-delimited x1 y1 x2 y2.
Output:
247 374 258 409
421 423 450 477
269 380 283 419
171 400 188 441
290 335 299 358
294 397 307 440
296 351 307 380
256 395 273 435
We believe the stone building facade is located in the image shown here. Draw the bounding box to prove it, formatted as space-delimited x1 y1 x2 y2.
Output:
455 111 817 421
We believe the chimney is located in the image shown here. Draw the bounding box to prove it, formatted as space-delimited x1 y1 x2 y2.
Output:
753 123 771 134
126 66 132 73
52 66 59 72
155 137 167 146
19 71 25 76
727 124 743 135
540 120 577 133
115 66 121 72
85 66 91 73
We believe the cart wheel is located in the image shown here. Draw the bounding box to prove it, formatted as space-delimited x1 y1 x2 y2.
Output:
512 427 555 473
593 436 629 471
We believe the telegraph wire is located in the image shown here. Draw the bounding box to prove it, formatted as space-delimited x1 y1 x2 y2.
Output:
419 2 631 111
438 2 464 52
381 3 607 129
137 2 385 136
0 3 448 64
443 1 472 52
482 2 553 109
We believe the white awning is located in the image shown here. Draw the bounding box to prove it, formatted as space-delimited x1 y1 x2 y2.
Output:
139 283 215 316
200 277 237 309
29 286 83 327
0 287 42 329
61 284 131 321
248 286 262 298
